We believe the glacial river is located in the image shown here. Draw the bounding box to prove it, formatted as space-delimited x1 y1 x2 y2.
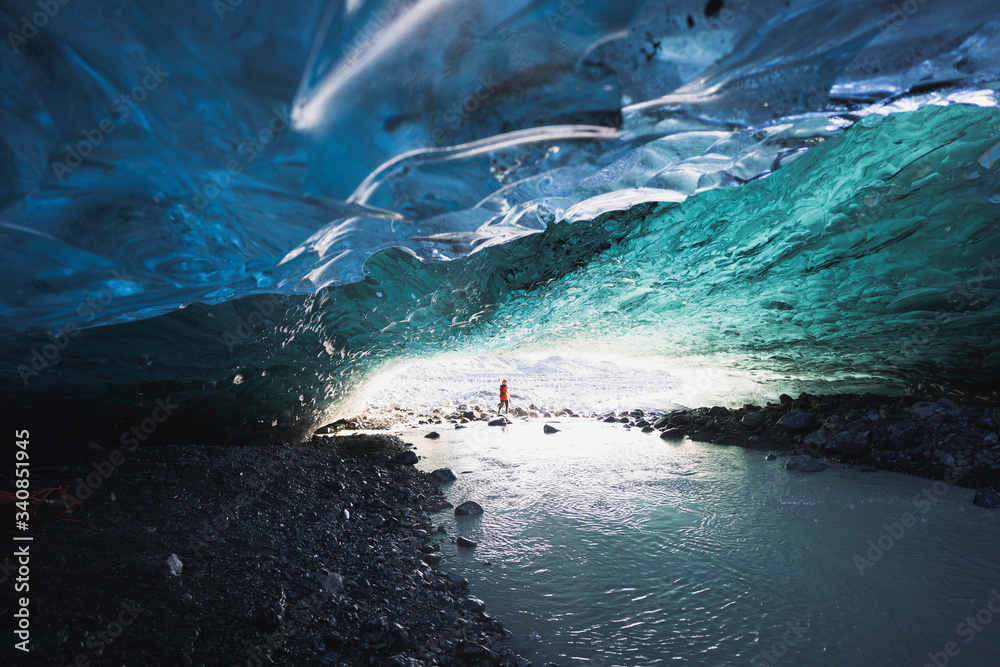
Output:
406 418 1000 666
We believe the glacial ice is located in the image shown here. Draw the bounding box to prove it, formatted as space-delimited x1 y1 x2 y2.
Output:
1 0 1000 451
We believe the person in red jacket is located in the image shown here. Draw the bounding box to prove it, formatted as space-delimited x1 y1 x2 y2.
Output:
498 379 509 415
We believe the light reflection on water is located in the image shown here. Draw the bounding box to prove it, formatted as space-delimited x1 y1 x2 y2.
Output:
408 419 1000 666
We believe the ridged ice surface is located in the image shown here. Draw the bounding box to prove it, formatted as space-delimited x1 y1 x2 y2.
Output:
2 1 1000 445
415 421 1000 666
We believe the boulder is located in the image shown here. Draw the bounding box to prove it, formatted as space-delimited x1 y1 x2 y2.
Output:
456 536 477 548
653 415 670 429
910 401 941 420
803 430 830 447
459 596 486 613
741 412 766 430
424 431 440 439
398 450 418 465
431 468 457 483
783 455 827 472
659 428 684 440
708 406 729 416
888 422 921 450
455 501 484 516
973 487 1000 508
777 410 814 433
764 453 777 461
937 397 961 414
825 431 870 457
823 414 846 431
543 424 560 434
488 417 509 427
456 640 496 661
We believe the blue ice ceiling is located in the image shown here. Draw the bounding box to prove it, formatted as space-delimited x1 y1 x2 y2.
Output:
1 0 1000 448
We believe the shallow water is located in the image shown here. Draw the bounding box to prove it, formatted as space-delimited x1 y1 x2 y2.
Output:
408 419 1000 666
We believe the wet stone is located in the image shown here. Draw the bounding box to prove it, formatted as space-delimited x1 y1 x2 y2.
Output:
455 501 485 516
784 455 827 472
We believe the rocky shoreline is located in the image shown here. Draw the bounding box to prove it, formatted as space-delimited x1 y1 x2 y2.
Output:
614 392 1000 502
3 435 530 666
342 392 1000 504
9 391 999 666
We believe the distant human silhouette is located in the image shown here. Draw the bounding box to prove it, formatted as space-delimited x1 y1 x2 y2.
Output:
498 379 509 415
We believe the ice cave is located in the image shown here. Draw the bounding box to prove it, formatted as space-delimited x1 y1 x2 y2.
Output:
2 0 1000 665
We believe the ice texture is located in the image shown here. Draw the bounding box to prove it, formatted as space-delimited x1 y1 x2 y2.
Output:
1 0 1000 451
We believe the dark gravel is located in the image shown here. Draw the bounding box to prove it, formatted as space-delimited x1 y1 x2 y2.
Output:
2 434 529 666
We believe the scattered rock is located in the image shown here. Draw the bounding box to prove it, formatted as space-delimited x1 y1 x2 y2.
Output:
455 501 485 516
424 431 440 439
456 536 477 548
825 431 869 457
937 397 961 414
543 424 560 434
456 639 497 662
803 429 830 447
888 422 922 450
314 570 344 594
741 412 766 430
431 468 458 483
764 453 777 461
251 589 286 629
160 554 183 578
641 426 654 433
460 596 486 613
420 553 442 565
910 401 941 420
783 455 827 472
973 487 1000 508
777 410 814 433
488 417 509 427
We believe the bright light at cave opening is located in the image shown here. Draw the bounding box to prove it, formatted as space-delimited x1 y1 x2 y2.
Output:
353 346 780 416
